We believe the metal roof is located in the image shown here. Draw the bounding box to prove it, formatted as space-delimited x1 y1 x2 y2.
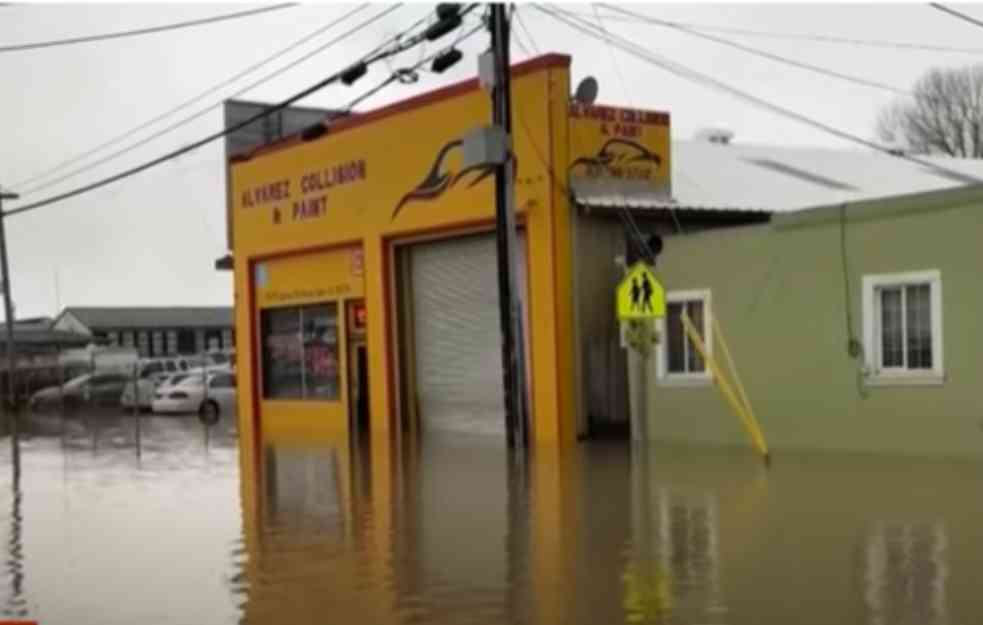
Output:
576 140 983 214
668 140 983 213
59 307 233 330
0 321 95 349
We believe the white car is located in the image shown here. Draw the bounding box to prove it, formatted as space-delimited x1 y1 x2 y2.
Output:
151 371 237 423
138 357 192 385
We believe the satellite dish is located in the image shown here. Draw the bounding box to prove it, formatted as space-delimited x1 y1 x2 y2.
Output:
574 76 599 106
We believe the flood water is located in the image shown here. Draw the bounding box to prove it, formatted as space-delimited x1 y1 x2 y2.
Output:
0 409 981 625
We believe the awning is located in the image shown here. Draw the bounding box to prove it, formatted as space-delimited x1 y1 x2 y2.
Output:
570 178 674 211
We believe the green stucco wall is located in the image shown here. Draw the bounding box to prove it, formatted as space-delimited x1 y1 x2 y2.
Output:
646 193 983 458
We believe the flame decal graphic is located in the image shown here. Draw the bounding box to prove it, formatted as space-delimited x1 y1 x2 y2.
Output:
392 140 516 221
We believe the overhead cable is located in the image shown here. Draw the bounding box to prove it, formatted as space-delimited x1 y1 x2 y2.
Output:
344 19 485 112
0 3 297 53
514 6 541 55
5 5 476 217
11 3 376 192
16 4 406 197
509 5 533 57
930 3 983 31
591 4 634 107
536 4 983 185
563 7 983 55
598 3 911 96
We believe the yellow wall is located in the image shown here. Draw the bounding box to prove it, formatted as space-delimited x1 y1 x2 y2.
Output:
231 55 578 453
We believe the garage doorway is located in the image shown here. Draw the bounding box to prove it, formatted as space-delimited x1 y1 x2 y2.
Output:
397 231 528 439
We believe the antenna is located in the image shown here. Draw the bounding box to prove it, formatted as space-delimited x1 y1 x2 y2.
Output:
574 76 599 105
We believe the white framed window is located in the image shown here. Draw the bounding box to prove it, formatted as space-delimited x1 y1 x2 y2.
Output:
862 270 943 385
657 289 713 385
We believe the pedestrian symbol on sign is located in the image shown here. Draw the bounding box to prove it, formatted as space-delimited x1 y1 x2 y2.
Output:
617 262 665 320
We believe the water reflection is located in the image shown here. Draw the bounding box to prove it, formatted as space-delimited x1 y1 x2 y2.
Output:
2 445 27 619
0 408 241 625
238 436 983 625
0 407 980 625
863 521 948 625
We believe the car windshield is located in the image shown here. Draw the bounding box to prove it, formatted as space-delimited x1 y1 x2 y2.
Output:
169 374 190 386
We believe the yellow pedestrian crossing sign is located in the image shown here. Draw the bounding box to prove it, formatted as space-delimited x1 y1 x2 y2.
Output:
617 262 665 320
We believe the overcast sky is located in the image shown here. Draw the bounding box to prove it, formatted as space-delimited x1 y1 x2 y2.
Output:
2 2 983 321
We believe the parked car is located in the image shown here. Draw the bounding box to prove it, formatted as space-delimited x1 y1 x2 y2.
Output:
28 372 130 411
151 371 237 423
81 373 131 405
155 373 193 395
28 374 91 411
203 349 236 369
136 357 191 385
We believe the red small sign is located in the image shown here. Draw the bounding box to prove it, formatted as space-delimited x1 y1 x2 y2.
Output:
352 303 366 330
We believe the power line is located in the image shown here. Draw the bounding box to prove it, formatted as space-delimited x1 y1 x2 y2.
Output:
345 19 486 112
514 6 541 55
509 5 533 57
930 3 983 31
598 3 911 97
5 6 475 218
10 3 376 192
564 7 983 55
0 3 298 53
591 3 634 107
16 4 406 197
535 4 983 185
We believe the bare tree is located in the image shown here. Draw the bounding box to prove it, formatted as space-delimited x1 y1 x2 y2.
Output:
877 64 983 158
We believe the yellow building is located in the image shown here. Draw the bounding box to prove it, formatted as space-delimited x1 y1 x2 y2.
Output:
228 53 671 460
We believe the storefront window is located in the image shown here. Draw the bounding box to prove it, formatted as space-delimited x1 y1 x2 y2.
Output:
261 303 340 401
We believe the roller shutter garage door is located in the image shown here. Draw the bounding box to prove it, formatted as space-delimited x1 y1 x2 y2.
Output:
410 232 527 436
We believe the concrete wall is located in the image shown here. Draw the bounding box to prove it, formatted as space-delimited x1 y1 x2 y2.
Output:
645 191 983 457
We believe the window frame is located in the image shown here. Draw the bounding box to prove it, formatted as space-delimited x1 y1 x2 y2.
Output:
862 269 944 386
656 289 714 387
260 302 341 402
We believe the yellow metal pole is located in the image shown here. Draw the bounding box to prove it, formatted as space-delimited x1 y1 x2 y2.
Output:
710 312 768 456
680 312 753 433
681 312 769 461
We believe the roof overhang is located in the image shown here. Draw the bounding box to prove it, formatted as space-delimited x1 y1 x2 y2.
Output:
574 188 771 223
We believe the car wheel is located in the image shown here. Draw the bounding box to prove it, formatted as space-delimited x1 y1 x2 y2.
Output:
198 400 220 426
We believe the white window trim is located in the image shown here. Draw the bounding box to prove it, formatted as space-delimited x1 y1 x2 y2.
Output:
657 289 713 387
862 270 944 387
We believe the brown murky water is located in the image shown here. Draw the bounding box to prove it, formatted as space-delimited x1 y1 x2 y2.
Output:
0 409 981 625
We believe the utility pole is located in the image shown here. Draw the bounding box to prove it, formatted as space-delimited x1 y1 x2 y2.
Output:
0 188 20 465
488 4 529 448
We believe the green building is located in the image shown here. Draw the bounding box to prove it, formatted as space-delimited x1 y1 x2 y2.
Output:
633 138 983 458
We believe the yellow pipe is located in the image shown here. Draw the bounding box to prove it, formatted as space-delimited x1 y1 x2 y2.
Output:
681 312 769 461
711 313 768 456
679 312 753 435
